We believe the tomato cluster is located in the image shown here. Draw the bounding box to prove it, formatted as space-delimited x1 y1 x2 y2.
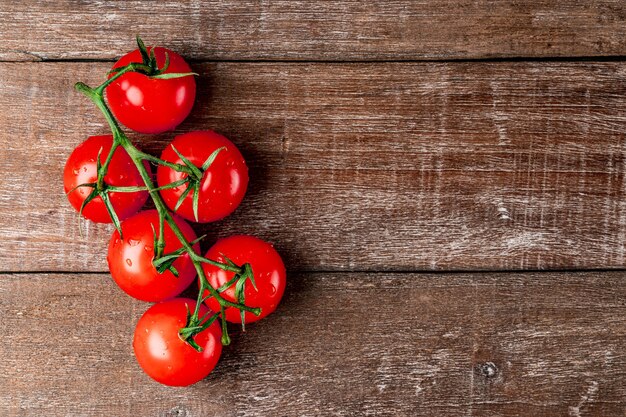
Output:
64 40 286 387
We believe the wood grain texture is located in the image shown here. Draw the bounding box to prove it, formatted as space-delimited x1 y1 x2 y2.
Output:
1 62 626 272
1 1 626 61
0 271 624 416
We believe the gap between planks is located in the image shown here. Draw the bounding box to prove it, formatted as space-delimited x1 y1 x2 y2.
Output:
5 56 626 64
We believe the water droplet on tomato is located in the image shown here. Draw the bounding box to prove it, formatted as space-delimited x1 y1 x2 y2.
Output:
125 258 133 266
83 166 88 173
79 189 85 195
144 245 152 252
72 168 79 175
269 285 277 295
114 238 120 244
128 239 140 246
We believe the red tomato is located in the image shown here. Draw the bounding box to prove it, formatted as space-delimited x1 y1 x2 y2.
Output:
202 235 286 324
133 298 222 386
156 131 249 223
107 210 199 302
63 135 148 223
106 46 196 134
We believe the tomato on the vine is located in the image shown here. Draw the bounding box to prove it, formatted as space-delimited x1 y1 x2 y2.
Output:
67 35 289 389
133 298 222 386
202 235 286 324
106 46 196 134
157 131 249 223
107 210 199 302
63 135 149 223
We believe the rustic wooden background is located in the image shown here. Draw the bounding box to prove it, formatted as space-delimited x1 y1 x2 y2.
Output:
1 1 625 416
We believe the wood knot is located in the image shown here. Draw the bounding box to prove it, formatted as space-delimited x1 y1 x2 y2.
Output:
477 361 499 378
165 406 190 417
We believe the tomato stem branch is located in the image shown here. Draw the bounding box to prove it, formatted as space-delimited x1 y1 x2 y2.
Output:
74 73 261 352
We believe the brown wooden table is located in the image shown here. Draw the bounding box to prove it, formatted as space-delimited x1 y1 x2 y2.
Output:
1 2 625 416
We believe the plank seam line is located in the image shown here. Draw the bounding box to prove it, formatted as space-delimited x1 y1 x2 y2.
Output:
4 56 626 64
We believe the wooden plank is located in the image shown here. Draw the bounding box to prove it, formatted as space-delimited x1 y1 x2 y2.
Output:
0 271 624 416
1 61 626 271
10 61 626 272
1 1 626 61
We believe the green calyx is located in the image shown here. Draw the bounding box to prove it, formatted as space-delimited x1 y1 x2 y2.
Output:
170 145 226 222
178 261 259 350
107 36 198 80
179 303 221 351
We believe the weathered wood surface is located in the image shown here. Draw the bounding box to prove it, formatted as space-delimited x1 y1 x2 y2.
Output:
1 62 625 272
1 1 626 61
1 2 625 416
0 271 624 416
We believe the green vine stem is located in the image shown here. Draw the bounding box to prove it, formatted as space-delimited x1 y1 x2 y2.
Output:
73 48 260 351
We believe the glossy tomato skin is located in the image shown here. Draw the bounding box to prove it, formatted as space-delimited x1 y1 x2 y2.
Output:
63 135 149 223
106 47 196 134
133 298 222 386
157 131 249 223
107 210 200 302
202 235 286 323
